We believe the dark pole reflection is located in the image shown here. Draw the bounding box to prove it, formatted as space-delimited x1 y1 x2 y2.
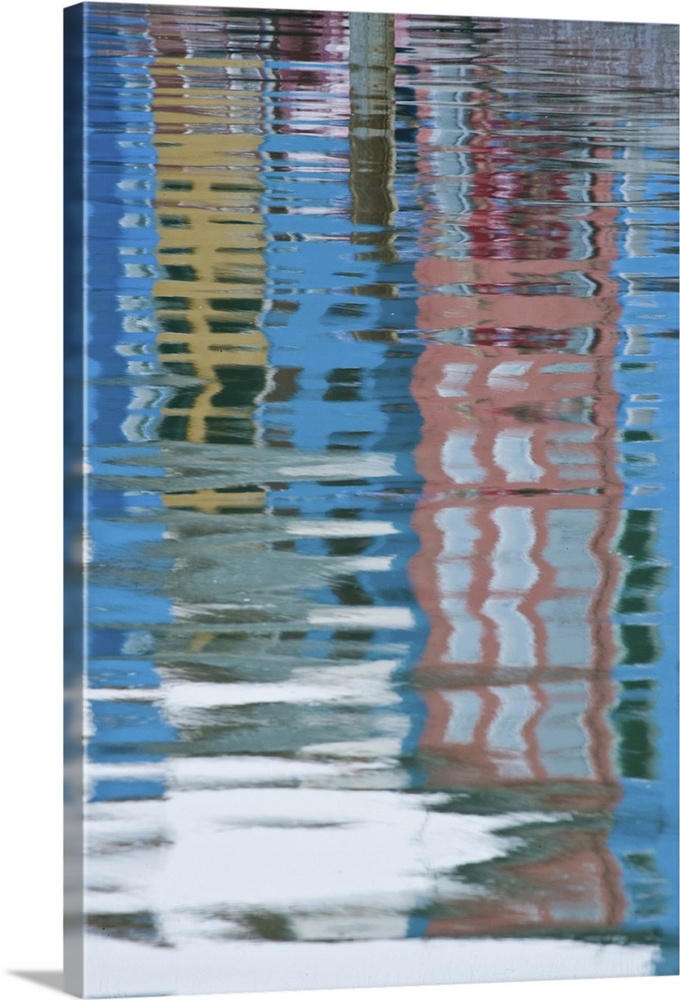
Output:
349 12 398 261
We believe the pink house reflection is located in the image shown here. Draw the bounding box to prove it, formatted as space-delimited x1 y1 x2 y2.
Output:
408 47 628 934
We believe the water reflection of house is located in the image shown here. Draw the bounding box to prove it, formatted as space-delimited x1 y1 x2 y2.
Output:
149 6 269 458
406 18 627 935
255 11 430 763
410 346 622 689
81 8 677 974
137 10 428 768
410 57 623 672
425 830 626 938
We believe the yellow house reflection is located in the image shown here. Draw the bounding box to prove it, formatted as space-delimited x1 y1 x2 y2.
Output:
150 26 268 484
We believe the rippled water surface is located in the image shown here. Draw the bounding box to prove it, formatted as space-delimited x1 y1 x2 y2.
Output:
75 4 678 995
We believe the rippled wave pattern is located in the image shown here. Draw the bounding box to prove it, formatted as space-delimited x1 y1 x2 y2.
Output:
82 5 678 995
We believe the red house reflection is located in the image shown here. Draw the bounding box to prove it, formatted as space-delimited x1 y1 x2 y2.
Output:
408 48 627 935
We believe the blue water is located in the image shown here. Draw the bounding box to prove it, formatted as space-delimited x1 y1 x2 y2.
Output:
74 4 678 995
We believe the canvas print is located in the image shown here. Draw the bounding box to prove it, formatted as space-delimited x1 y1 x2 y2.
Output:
63 3 679 997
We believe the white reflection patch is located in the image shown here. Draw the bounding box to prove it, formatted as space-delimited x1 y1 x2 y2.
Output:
493 428 543 483
287 520 399 537
490 506 538 593
441 431 485 484
307 607 415 629
483 597 536 668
